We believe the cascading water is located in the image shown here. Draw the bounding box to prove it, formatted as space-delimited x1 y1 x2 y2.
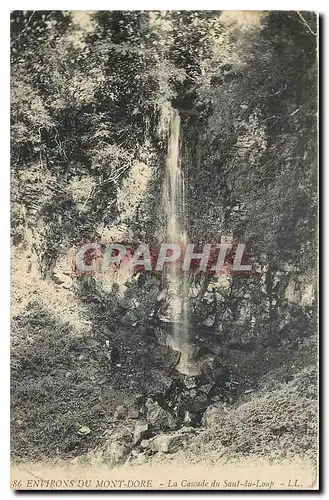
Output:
163 107 199 376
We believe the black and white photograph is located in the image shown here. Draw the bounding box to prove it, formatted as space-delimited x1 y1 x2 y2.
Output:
10 9 318 490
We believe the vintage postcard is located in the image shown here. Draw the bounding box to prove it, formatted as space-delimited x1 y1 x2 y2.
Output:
10 10 319 490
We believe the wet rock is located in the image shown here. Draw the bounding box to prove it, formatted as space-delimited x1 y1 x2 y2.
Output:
146 400 176 431
133 420 149 445
183 376 197 390
150 434 183 453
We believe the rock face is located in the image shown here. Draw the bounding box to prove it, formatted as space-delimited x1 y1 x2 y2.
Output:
146 400 176 431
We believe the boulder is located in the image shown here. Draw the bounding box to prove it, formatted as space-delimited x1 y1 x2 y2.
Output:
183 411 192 425
53 272 72 288
203 315 216 327
150 434 183 453
77 425 91 436
158 313 171 323
133 393 144 405
133 453 147 465
176 426 195 434
101 425 136 464
152 347 181 372
103 440 129 466
110 426 133 445
140 439 150 449
128 405 140 419
154 328 173 348
157 290 167 302
199 383 214 395
146 400 176 431
212 366 231 387
142 370 174 395
113 405 127 422
202 403 227 427
190 392 209 413
183 376 197 390
176 425 196 435
133 420 149 445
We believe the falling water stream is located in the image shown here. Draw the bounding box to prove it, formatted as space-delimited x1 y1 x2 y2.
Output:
163 107 199 376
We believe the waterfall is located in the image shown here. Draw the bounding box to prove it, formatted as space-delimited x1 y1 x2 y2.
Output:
163 107 199 376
